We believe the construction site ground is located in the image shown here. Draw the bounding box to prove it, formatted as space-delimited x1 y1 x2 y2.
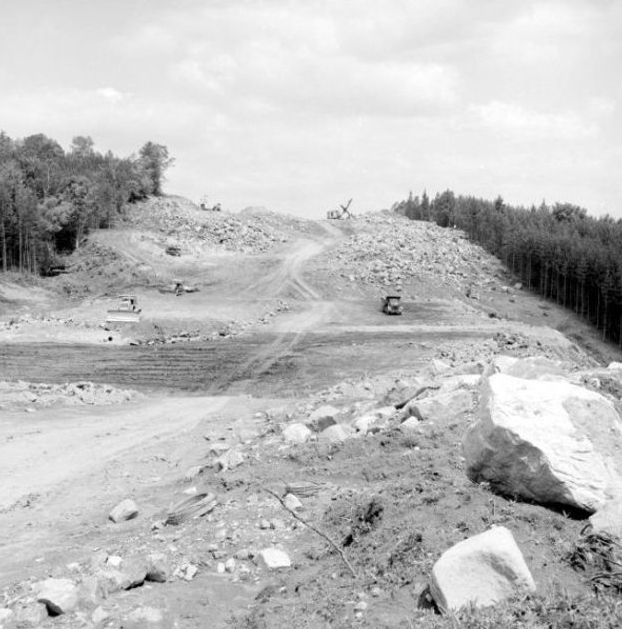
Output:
0 197 620 628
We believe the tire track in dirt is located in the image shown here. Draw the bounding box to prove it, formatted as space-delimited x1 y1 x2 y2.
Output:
208 222 346 391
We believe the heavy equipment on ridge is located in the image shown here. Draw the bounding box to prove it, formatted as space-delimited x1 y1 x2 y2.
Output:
327 198 353 220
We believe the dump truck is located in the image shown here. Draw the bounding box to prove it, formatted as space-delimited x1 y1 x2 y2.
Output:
106 295 141 323
382 295 403 315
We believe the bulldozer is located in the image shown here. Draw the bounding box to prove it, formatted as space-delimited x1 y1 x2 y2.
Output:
382 295 403 315
326 198 353 220
106 295 141 323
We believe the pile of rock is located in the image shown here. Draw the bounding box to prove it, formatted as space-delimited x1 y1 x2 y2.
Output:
125 197 311 255
271 354 622 614
323 211 508 294
0 380 140 410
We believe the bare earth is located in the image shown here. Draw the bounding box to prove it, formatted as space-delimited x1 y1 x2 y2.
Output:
0 198 620 628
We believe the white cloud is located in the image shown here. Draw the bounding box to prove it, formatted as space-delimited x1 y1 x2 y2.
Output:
1 0 620 217
589 96 616 116
464 100 596 140
96 87 125 105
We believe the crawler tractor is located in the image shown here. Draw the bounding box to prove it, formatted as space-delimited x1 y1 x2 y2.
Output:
106 295 141 323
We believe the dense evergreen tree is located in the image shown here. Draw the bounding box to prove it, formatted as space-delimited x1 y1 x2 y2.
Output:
0 131 173 273
394 189 622 347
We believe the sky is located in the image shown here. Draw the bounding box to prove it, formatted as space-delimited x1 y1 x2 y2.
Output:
0 0 620 218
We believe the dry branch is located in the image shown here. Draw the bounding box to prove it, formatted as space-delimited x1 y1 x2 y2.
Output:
264 488 358 579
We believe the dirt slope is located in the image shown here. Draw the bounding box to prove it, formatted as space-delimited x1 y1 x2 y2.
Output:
0 197 621 628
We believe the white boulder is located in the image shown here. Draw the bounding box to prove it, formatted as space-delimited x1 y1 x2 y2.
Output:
464 374 622 513
284 493 303 511
282 423 312 444
258 548 291 570
307 405 341 432
36 578 80 615
430 526 535 612
109 499 139 523
353 406 395 434
318 423 353 444
0 608 13 622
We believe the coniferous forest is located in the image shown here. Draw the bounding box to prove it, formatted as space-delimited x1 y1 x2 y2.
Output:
0 131 172 274
393 190 622 347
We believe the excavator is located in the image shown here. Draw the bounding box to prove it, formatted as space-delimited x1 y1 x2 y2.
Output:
326 198 353 220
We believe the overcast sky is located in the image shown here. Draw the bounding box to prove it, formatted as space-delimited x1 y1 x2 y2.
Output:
0 0 620 218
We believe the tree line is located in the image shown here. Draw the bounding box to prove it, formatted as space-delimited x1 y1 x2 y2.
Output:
0 131 173 274
393 190 622 347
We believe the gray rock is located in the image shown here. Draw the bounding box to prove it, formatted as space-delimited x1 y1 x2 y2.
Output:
403 389 473 422
430 526 535 612
146 552 171 582
36 578 79 615
283 493 303 511
282 423 312 444
95 557 147 594
464 373 622 513
307 405 341 432
353 406 395 434
78 575 105 604
11 601 46 625
127 606 163 623
92 606 110 624
258 548 291 569
109 498 139 523
318 423 353 444
215 448 244 472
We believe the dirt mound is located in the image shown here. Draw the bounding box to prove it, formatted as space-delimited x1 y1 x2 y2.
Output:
317 211 509 299
123 196 319 255
0 380 140 410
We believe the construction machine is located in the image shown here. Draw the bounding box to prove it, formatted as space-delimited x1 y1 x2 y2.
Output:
200 195 221 211
382 295 403 315
326 198 353 220
106 295 141 323
158 280 199 296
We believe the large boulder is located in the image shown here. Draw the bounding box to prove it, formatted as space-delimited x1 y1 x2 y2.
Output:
430 526 535 612
307 405 341 432
109 499 139 523
36 578 80 615
282 423 312 444
318 423 353 444
258 548 291 570
464 374 622 513
353 406 395 434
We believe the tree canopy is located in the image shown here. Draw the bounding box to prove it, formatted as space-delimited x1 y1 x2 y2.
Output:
393 190 622 347
0 132 173 273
